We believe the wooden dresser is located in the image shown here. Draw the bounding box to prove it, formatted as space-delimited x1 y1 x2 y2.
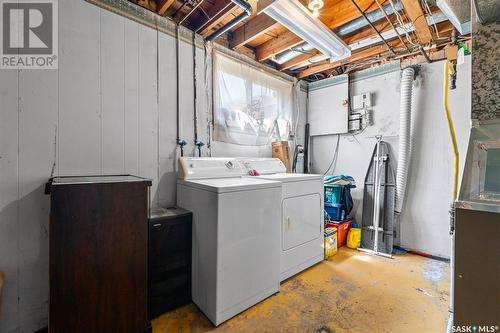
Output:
47 175 152 333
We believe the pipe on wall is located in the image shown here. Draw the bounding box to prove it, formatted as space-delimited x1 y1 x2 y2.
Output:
395 67 415 213
443 59 459 333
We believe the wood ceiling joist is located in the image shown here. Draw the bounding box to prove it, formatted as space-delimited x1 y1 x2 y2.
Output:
297 20 455 79
254 0 388 63
192 1 236 34
297 41 400 79
256 31 303 61
278 12 396 71
399 0 433 44
157 0 174 16
229 14 278 49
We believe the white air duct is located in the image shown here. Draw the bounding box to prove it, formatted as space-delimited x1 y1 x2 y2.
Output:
395 67 415 214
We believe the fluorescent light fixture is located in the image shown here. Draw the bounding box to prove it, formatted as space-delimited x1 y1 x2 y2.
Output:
258 0 351 61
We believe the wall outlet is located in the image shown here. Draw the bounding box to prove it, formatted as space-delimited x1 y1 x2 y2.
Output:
348 118 362 131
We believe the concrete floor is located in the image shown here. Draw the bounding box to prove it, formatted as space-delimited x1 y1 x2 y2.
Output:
153 248 450 333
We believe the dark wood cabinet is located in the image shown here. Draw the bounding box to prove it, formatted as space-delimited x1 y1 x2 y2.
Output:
48 175 152 333
454 208 500 327
148 207 192 319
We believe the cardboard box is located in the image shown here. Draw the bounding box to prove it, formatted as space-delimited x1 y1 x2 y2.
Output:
272 141 291 172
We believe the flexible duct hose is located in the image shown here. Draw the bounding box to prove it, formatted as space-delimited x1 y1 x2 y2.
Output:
395 67 415 213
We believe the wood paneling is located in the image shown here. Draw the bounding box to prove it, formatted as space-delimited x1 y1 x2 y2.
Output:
101 9 126 174
58 0 101 175
0 54 20 333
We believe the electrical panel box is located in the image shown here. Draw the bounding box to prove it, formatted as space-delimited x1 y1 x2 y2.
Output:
352 92 372 110
309 75 349 136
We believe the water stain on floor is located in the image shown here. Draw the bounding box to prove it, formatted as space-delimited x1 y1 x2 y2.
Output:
153 248 450 333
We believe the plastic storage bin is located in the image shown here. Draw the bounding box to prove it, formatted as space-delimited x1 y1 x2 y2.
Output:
325 203 345 221
326 220 352 248
324 185 343 205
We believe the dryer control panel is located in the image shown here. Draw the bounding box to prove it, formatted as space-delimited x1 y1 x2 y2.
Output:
238 158 287 175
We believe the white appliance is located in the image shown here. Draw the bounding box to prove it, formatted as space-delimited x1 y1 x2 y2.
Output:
238 158 324 281
177 157 282 326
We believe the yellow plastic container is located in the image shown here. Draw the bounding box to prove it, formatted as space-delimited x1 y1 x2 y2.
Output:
347 226 361 249
324 227 338 258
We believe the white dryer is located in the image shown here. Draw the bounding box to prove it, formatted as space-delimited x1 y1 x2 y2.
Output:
177 157 282 326
239 158 324 281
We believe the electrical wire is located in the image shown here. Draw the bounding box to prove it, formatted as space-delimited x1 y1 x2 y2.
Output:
323 134 341 175
374 0 410 52
422 0 440 39
389 0 419 48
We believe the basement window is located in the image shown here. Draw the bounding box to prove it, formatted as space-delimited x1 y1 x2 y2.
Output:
213 51 293 146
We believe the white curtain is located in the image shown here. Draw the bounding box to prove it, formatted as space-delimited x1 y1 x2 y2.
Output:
213 51 293 145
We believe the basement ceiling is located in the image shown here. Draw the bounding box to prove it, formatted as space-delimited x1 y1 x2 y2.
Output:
131 0 470 81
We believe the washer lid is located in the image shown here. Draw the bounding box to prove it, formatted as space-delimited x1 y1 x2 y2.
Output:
253 173 323 182
178 177 281 193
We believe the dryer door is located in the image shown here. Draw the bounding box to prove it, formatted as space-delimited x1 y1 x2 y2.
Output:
282 193 322 250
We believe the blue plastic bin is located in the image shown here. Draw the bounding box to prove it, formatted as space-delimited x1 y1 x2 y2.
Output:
325 203 344 221
324 185 343 205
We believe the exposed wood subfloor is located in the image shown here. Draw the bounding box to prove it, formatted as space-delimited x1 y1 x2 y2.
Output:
153 248 450 333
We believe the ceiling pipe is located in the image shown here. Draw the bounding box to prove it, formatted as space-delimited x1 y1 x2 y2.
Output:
288 11 448 71
205 0 252 42
349 0 396 55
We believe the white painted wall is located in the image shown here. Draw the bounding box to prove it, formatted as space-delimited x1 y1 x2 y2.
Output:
310 58 471 259
0 2 306 332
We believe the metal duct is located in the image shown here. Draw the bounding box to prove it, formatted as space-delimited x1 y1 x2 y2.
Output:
287 11 448 72
436 0 471 34
274 43 314 65
336 0 403 36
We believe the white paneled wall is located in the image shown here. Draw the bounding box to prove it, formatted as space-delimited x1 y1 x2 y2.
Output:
310 58 471 259
0 1 308 332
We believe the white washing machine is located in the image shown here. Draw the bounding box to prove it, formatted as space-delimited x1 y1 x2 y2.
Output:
177 157 282 326
238 158 324 281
